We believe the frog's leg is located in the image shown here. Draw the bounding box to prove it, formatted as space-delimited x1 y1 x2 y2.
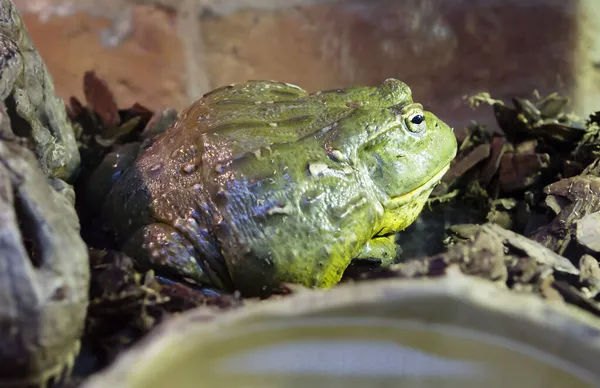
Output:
121 223 232 290
354 234 400 267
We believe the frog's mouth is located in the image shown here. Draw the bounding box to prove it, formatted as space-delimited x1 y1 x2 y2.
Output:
388 164 450 208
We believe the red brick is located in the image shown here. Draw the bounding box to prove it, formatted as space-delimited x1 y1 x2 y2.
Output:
20 5 189 111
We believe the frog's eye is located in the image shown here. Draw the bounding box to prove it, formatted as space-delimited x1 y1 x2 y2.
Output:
405 112 426 133
411 114 424 125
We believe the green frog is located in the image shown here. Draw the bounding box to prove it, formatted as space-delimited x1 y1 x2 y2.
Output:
94 79 457 296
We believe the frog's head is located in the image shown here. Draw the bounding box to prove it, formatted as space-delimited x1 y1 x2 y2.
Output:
356 86 457 232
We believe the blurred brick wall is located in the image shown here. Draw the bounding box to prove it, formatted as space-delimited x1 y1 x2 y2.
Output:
12 0 600 129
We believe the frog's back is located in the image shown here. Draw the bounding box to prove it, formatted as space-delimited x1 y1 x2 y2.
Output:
183 80 413 164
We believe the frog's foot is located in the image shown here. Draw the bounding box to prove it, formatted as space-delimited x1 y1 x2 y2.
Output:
121 223 230 289
353 234 400 267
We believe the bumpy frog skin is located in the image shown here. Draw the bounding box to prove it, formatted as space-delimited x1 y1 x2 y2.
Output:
97 79 457 296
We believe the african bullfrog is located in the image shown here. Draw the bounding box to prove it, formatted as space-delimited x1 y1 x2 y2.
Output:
93 79 457 296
